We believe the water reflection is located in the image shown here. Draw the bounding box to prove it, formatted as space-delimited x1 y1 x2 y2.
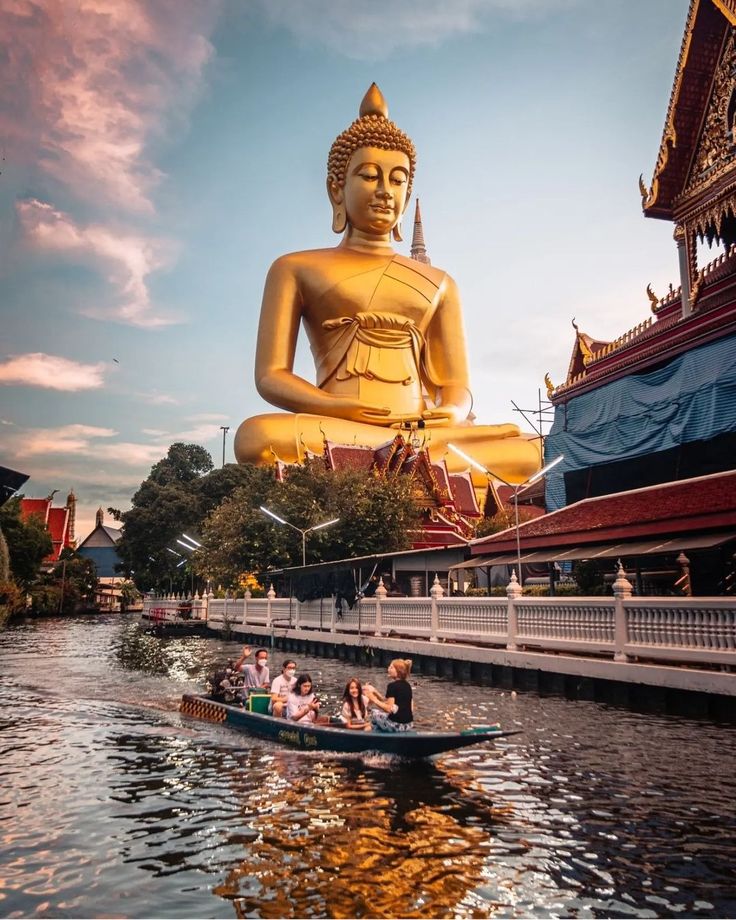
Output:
0 615 734 919
215 757 510 919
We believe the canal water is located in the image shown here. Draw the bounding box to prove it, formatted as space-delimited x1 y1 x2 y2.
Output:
1 615 735 919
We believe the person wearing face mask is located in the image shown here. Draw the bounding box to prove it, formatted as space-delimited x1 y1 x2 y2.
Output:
269 659 297 717
242 647 271 693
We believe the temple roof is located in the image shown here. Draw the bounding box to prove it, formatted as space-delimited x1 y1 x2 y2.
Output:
447 472 481 517
471 469 736 553
643 0 736 220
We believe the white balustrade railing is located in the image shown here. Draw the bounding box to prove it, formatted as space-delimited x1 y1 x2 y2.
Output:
142 590 736 669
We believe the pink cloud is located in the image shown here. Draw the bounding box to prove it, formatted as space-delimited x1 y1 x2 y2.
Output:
1 0 219 212
16 199 177 327
15 424 117 457
0 352 108 390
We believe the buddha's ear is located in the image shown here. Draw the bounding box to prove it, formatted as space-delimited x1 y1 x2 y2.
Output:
327 178 347 234
326 177 343 206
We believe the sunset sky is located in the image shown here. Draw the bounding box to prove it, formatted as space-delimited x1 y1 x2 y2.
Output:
1 0 691 538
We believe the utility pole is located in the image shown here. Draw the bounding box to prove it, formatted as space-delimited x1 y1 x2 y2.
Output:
220 425 230 468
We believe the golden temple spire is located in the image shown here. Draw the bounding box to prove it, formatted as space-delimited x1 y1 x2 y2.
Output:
410 199 431 265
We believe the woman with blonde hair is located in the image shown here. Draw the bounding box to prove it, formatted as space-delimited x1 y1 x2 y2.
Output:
364 658 414 732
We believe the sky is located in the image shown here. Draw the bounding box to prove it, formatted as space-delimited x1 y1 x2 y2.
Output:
1 0 692 540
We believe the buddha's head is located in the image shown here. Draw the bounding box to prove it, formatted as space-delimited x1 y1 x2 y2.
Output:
327 84 416 240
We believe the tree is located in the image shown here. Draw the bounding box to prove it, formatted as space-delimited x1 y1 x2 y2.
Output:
30 550 98 614
115 444 263 591
0 496 53 589
196 459 420 587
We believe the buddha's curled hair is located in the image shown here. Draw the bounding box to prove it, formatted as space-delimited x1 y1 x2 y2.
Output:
327 83 416 194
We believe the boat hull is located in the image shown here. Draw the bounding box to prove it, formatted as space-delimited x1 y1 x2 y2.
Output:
180 693 520 757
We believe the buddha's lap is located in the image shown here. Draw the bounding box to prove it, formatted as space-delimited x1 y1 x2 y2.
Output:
234 412 541 482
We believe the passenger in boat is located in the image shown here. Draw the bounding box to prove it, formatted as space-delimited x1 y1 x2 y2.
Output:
286 673 322 723
233 644 252 671
364 658 414 732
241 647 271 692
269 659 297 717
339 678 371 730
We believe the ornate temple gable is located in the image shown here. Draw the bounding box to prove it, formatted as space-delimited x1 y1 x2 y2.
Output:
563 323 610 386
643 0 731 221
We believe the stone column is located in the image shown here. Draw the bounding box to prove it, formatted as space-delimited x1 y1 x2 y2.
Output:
430 574 444 642
613 560 633 662
266 583 275 629
374 577 387 637
506 570 522 651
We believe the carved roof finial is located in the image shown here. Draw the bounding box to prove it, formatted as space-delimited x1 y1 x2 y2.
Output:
646 282 659 312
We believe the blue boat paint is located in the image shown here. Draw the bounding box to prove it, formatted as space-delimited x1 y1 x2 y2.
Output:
180 693 519 758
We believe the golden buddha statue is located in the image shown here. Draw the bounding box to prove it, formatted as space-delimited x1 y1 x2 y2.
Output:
234 84 541 487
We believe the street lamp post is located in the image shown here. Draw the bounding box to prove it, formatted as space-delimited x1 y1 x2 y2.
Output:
260 506 339 567
219 426 230 468
448 444 564 587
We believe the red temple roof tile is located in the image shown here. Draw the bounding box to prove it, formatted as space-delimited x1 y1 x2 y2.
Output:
471 470 736 553
448 472 480 517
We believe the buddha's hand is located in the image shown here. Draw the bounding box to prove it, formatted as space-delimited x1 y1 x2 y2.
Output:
325 394 392 423
421 404 468 426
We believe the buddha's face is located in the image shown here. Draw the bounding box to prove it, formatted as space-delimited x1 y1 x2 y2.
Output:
337 146 410 235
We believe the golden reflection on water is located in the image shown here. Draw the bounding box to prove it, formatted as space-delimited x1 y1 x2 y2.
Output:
215 758 506 919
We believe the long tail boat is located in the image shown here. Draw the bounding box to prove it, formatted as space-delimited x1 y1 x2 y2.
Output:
180 692 520 758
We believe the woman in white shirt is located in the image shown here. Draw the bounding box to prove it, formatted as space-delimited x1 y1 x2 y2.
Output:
340 678 371 730
269 659 297 716
286 673 321 723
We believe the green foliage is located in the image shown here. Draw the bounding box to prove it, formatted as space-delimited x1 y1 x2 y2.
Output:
119 579 141 611
115 444 261 590
149 442 213 486
0 526 9 582
0 497 53 588
473 505 541 539
197 459 420 588
573 560 607 595
0 578 25 628
30 551 98 614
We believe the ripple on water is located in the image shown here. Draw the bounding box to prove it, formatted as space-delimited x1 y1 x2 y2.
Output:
0 615 735 918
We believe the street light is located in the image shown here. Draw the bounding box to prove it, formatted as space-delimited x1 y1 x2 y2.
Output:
260 506 339 567
220 426 230 468
448 444 564 587
172 533 201 595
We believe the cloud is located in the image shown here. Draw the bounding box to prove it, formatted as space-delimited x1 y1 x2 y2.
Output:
93 442 166 466
7 423 162 467
15 199 177 328
0 353 108 390
14 424 117 457
258 0 575 59
138 392 180 406
1 0 220 212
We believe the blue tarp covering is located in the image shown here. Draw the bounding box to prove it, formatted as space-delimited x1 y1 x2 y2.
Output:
545 333 736 511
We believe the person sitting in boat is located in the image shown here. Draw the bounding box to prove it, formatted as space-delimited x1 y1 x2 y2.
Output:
269 659 297 717
339 677 371 730
286 673 322 723
233 644 252 671
364 658 414 732
240 647 271 693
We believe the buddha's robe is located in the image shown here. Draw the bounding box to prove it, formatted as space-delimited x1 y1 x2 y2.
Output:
310 253 453 418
